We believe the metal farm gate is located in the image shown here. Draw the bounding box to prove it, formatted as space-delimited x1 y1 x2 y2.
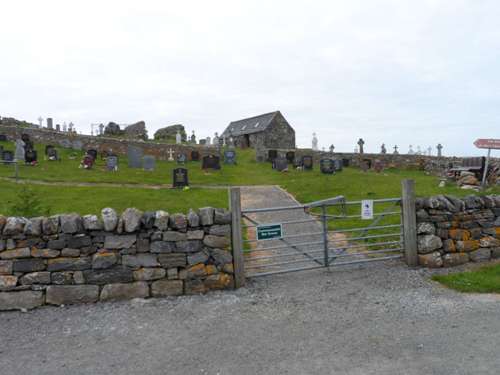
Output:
229 180 417 286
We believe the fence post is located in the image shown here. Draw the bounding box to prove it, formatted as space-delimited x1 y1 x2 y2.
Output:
401 179 418 267
321 205 329 267
229 187 245 288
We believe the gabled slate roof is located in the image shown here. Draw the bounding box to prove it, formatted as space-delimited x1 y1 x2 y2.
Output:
222 111 280 137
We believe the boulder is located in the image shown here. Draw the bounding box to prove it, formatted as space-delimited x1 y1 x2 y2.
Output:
104 235 137 249
121 208 143 232
100 282 149 301
154 211 170 230
60 214 83 234
458 175 479 186
46 285 99 305
92 252 118 269
203 235 230 249
3 217 27 236
102 208 119 231
83 215 103 231
153 124 186 142
124 121 148 140
141 211 156 229
417 235 443 254
418 252 443 268
151 279 183 297
0 291 44 311
42 216 60 235
198 207 215 226
133 267 166 281
469 248 491 262
24 217 43 236
442 253 469 267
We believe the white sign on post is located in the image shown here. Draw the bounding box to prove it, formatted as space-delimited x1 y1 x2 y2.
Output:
361 200 374 220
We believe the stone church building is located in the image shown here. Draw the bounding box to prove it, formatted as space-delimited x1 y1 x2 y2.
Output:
221 111 296 150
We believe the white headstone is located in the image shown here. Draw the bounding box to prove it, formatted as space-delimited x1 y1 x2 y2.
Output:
14 139 25 162
167 148 175 161
312 133 318 151
37 117 43 127
176 130 182 144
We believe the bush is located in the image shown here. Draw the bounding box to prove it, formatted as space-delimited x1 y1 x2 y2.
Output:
8 186 50 217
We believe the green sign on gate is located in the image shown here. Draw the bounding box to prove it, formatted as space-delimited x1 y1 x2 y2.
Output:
257 223 283 241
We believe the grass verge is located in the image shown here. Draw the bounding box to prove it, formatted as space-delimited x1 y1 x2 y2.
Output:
432 263 500 293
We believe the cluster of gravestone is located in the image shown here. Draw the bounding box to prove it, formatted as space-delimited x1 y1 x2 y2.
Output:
0 134 38 165
267 149 344 174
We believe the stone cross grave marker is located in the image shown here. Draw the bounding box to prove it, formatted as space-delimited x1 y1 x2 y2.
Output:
381 144 387 154
273 157 288 172
224 150 236 165
329 144 335 154
393 145 399 154
38 116 43 127
320 158 335 174
106 155 118 171
191 150 200 161
127 146 143 168
167 148 175 161
202 154 221 170
143 155 156 171
357 138 365 154
173 167 189 188
437 143 443 157
177 153 187 164
302 155 313 170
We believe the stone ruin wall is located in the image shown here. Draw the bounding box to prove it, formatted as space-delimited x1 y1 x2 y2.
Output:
0 207 234 311
415 195 500 268
0 125 218 161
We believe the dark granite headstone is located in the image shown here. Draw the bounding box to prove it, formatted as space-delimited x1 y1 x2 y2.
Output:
224 150 236 165
177 153 187 164
199 139 206 146
143 155 156 171
293 157 303 168
302 155 313 170
286 151 295 164
273 157 288 172
45 145 55 155
320 159 335 174
21 134 33 151
191 150 200 161
2 150 13 163
173 167 189 188
0 135 7 142
106 155 118 171
25 149 37 164
202 155 221 170
87 149 98 160
127 146 143 168
268 150 278 162
342 159 350 167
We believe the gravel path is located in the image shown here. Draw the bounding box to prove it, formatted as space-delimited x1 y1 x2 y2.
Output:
1 262 499 375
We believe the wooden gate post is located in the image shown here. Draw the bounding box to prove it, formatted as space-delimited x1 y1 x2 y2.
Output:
229 187 245 288
401 179 418 267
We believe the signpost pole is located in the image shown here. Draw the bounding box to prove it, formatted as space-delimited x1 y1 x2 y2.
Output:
481 148 491 189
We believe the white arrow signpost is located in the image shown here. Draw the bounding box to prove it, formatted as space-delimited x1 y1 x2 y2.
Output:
473 139 500 188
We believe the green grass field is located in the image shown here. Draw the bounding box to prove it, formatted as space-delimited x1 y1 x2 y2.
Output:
1 140 498 216
432 263 500 293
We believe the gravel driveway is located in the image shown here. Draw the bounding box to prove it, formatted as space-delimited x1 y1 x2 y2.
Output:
1 260 500 375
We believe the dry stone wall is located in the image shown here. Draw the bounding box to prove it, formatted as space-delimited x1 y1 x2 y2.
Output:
415 195 500 268
0 207 234 311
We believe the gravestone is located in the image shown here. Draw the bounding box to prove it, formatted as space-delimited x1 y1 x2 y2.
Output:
127 146 143 168
362 159 372 169
333 159 343 172
320 159 335 174
87 149 98 160
373 159 384 173
173 167 189 188
25 149 37 164
293 157 303 169
2 150 13 163
360 160 370 172
47 146 58 161
268 150 278 163
273 157 288 172
199 139 206 146
191 150 200 161
224 150 236 165
177 153 187 164
0 135 7 142
202 155 221 170
45 145 54 155
106 155 119 171
81 155 94 169
342 159 350 167
14 139 25 162
286 151 295 164
143 155 156 171
302 155 313 170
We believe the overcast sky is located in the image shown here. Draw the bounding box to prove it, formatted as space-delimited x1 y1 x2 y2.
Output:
1 0 499 155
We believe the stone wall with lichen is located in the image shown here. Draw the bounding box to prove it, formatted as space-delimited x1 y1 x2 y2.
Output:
0 207 234 311
415 195 500 267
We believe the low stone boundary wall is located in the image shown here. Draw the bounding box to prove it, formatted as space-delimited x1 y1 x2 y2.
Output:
415 195 500 267
0 207 233 311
